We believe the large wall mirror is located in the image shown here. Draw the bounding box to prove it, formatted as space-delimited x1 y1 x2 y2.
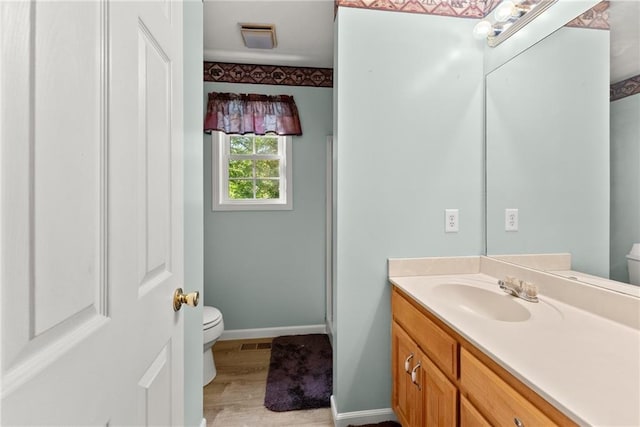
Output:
485 0 640 295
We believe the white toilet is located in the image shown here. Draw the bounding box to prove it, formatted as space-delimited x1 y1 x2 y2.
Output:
203 306 224 386
627 243 640 286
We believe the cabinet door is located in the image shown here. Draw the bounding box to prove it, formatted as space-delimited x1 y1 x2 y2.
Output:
421 351 457 427
392 322 421 427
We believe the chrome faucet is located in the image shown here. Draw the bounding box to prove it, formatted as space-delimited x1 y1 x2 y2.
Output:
498 276 539 303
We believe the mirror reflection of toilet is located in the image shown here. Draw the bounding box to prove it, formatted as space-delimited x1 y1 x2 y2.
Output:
627 244 640 286
203 306 224 386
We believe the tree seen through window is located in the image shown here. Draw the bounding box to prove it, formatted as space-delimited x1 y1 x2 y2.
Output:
227 135 281 200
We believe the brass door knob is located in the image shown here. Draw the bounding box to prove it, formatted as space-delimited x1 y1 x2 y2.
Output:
173 288 199 312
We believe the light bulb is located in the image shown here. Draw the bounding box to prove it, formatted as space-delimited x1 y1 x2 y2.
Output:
472 20 494 40
494 0 516 22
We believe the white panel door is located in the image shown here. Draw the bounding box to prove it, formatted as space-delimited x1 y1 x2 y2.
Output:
0 1 185 425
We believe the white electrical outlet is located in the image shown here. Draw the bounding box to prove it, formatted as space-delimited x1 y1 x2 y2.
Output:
445 209 459 233
505 208 518 231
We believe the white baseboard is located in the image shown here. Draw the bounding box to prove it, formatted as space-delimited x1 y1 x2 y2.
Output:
219 324 327 341
330 395 397 427
199 418 206 427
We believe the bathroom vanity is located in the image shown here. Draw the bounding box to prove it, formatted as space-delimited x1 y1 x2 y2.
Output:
389 256 640 427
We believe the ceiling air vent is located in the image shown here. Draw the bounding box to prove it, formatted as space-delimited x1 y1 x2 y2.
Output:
239 23 277 49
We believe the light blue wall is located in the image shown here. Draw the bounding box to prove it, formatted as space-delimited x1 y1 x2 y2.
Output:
203 82 332 331
333 7 484 413
485 27 610 277
611 93 640 283
183 1 203 426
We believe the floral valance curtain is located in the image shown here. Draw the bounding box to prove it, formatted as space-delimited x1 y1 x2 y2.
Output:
204 92 302 136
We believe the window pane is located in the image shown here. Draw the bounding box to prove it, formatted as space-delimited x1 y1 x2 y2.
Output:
255 179 280 199
255 136 279 154
255 160 280 178
229 160 253 178
228 179 254 199
229 136 253 154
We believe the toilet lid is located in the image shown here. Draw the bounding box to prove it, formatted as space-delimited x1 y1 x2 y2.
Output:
203 306 222 327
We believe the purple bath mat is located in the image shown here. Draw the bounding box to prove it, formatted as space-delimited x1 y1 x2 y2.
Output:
264 334 332 412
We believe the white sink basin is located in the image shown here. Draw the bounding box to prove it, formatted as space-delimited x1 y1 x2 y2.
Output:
430 283 531 322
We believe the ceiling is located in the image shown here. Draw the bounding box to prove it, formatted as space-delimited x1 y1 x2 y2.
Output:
203 0 335 68
203 0 639 81
609 0 640 83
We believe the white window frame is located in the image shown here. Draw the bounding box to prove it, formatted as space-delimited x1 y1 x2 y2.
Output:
212 132 293 211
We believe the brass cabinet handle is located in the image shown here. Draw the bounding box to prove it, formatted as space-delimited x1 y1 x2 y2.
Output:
411 361 421 390
173 288 199 311
404 353 414 373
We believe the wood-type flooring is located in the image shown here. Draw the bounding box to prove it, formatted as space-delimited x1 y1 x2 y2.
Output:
204 338 333 427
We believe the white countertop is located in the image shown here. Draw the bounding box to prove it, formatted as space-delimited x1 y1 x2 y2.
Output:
390 272 640 427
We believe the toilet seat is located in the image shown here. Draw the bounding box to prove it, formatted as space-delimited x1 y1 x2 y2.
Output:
203 306 222 329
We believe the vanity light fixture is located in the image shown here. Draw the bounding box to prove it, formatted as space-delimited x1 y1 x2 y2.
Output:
494 0 521 22
472 20 494 39
473 0 558 47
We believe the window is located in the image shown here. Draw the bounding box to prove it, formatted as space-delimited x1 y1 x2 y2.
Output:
212 132 292 211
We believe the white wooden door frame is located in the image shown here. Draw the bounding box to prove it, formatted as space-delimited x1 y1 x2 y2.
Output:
326 135 334 336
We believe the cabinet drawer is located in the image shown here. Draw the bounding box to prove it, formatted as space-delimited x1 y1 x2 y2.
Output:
460 348 558 427
392 289 457 378
460 395 491 427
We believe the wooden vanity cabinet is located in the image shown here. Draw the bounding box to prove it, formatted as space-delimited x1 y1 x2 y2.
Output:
391 286 576 427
